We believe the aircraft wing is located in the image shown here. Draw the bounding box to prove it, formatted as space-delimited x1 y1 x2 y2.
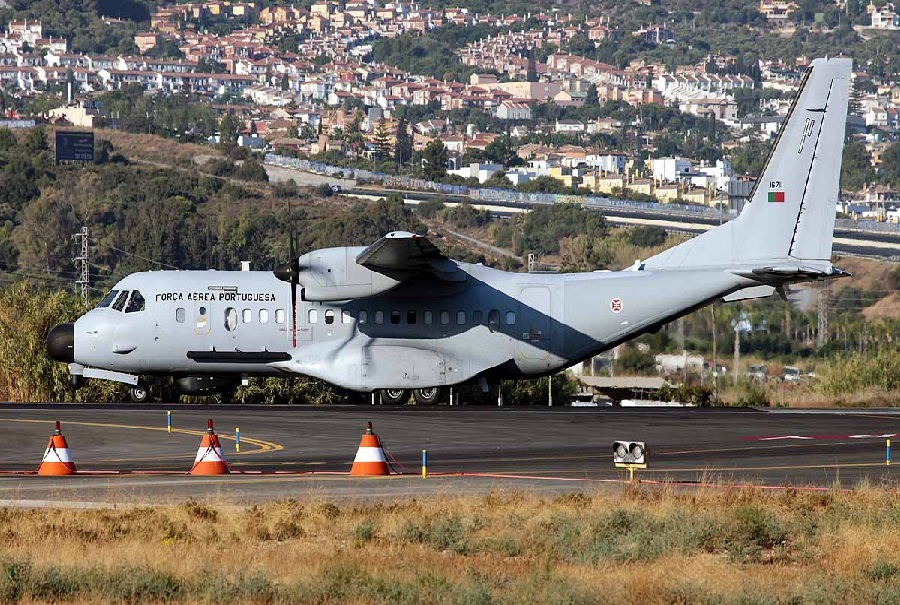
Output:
355 231 466 282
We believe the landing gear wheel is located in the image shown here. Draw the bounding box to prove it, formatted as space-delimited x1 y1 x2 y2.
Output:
129 384 150 403
414 387 442 405
380 388 410 405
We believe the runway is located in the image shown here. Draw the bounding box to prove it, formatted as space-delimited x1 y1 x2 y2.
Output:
0 404 897 505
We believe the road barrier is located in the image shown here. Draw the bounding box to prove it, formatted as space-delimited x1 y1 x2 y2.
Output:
265 153 900 236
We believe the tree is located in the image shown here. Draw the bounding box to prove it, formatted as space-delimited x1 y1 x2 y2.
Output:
281 73 289 91
422 139 448 181
584 83 599 107
840 140 873 192
218 113 241 145
372 119 392 161
882 142 900 187
394 117 412 168
526 51 537 83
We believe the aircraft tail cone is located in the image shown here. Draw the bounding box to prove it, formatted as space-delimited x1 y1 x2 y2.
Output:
37 420 77 476
350 421 390 476
189 419 229 475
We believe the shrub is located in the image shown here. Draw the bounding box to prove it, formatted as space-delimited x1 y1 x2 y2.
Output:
627 225 667 247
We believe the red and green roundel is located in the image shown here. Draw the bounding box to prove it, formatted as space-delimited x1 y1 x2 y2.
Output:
768 191 785 203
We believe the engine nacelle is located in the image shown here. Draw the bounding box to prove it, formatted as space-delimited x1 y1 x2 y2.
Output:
297 247 402 301
175 376 240 396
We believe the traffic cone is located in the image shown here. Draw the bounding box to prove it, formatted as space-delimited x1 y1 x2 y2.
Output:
350 421 390 476
190 419 229 475
38 421 77 476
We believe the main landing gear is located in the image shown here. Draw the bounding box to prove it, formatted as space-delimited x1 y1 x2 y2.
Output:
377 388 444 405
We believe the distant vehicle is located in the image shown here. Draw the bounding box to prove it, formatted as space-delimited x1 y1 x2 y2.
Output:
783 366 801 383
748 365 767 382
330 184 342 193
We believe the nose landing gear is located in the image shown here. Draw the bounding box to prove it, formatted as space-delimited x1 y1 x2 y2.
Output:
129 384 150 403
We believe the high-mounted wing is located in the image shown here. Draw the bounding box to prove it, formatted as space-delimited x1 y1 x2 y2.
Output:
356 231 466 283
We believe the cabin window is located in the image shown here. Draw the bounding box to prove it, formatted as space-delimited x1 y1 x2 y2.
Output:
242 309 252 323
325 309 335 324
440 311 450 325
488 309 500 332
124 290 145 313
97 290 119 308
473 310 483 325
456 310 466 325
224 307 238 331
308 309 318 324
342 310 352 324
505 311 517 325
176 307 185 323
375 310 383 325
424 311 433 325
359 310 368 324
275 309 285 324
390 310 400 325
407 310 416 324
112 290 129 312
259 309 269 324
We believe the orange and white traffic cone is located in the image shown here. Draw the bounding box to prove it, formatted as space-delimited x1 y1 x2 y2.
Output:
189 419 229 475
350 421 390 476
38 421 77 476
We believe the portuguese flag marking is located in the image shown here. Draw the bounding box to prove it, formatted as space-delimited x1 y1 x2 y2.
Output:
768 191 785 203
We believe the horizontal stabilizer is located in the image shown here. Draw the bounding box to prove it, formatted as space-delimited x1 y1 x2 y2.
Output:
731 264 851 282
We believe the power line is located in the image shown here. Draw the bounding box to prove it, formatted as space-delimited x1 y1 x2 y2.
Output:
96 242 181 270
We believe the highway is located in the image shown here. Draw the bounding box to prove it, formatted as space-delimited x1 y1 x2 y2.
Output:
263 163 900 260
0 405 897 505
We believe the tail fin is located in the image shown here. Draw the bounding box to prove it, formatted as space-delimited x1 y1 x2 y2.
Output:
644 57 852 270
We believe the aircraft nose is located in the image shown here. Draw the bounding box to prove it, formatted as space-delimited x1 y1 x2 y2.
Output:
46 323 75 363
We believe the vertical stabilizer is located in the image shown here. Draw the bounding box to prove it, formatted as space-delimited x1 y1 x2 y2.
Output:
643 57 852 270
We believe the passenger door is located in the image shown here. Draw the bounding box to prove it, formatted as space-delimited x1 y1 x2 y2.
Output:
518 287 550 359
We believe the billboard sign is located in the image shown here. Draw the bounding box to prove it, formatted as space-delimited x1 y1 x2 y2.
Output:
55 130 94 163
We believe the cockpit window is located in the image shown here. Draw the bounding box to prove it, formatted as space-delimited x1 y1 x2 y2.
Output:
112 290 129 312
124 290 145 313
97 290 119 308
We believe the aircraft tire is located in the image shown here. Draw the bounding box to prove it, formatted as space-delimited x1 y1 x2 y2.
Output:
379 388 410 405
413 387 442 405
129 385 150 404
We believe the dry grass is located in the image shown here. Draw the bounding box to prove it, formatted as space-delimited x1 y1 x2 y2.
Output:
95 129 219 166
2 486 900 603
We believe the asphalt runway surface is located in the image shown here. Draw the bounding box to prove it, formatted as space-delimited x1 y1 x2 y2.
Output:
0 404 897 506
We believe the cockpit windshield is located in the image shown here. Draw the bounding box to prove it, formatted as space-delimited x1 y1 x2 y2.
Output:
97 290 119 308
124 290 145 313
112 290 129 312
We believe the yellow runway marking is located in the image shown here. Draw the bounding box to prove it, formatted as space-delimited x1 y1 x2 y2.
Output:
0 418 283 458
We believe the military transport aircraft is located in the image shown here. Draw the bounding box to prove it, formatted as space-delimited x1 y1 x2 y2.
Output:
47 57 851 403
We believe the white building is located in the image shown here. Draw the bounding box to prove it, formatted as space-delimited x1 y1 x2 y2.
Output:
652 157 692 183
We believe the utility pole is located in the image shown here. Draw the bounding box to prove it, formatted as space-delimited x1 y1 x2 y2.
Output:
548 374 553 407
733 323 740 386
73 226 89 308
711 304 718 403
817 282 829 348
